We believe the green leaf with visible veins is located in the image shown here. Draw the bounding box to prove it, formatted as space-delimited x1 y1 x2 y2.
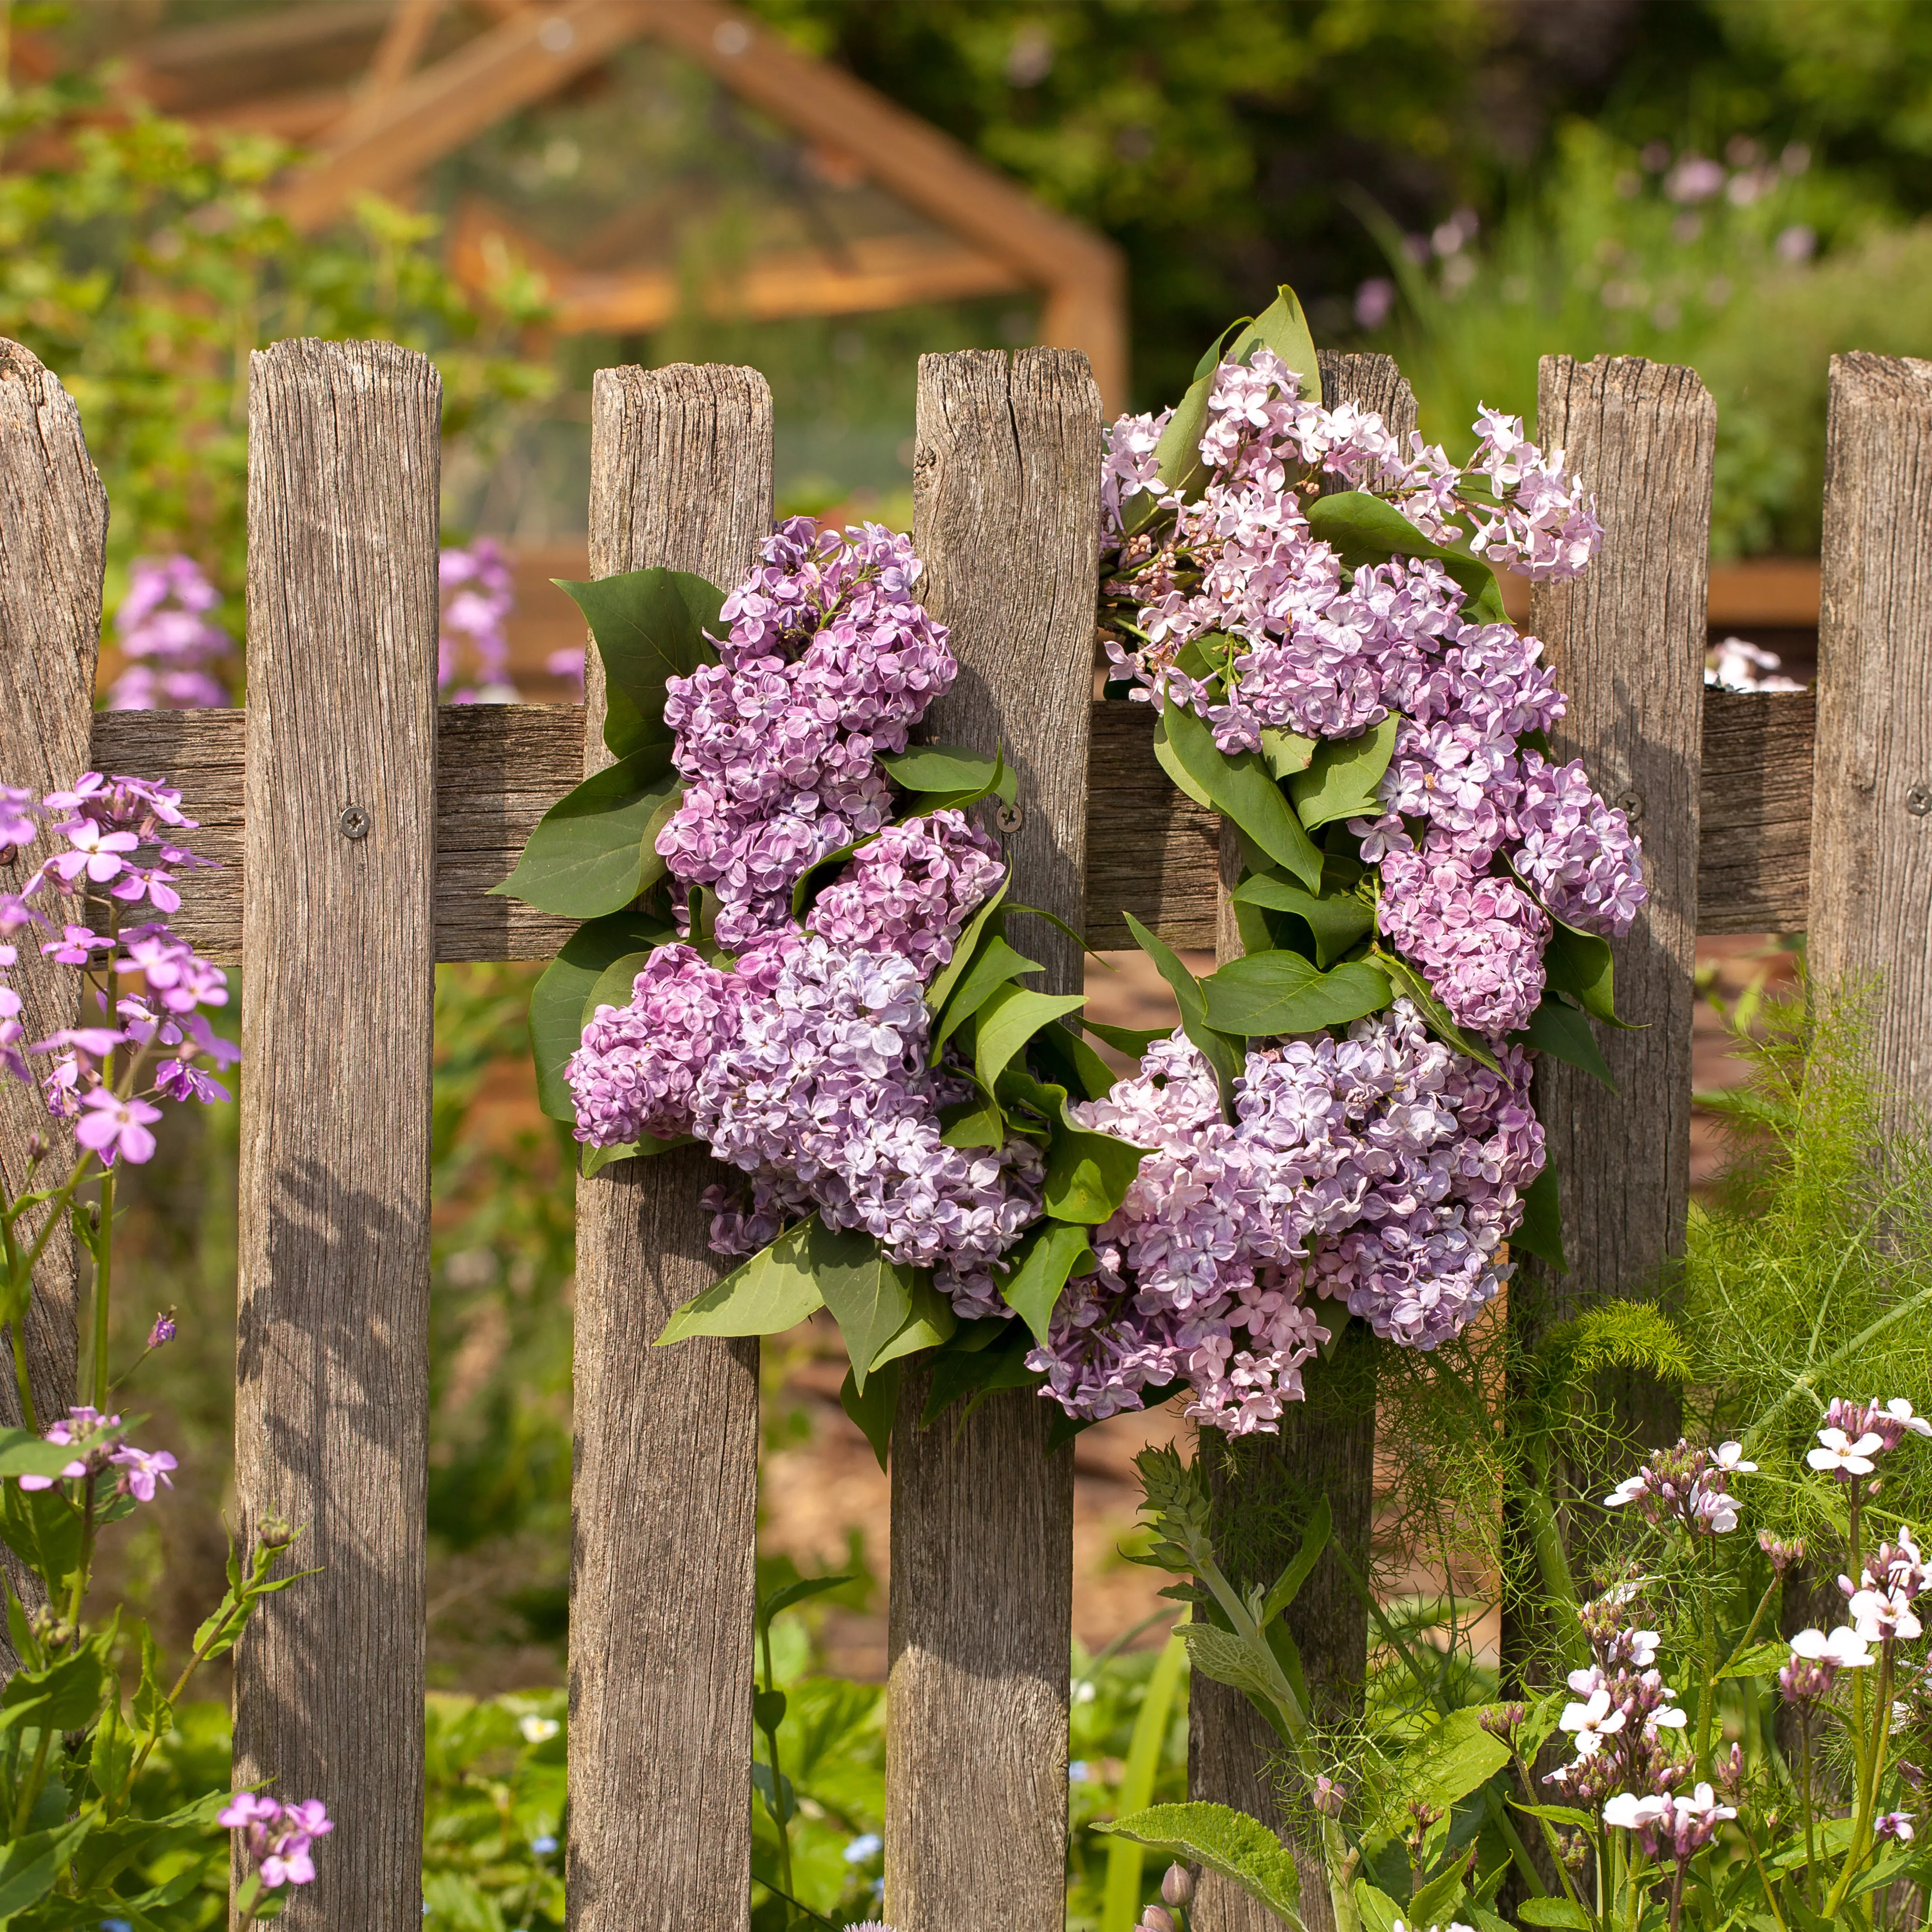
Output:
1511 996 1616 1091
1287 714 1399 831
1200 952 1391 1037
931 934 1043 1059
1158 704 1323 889
972 983 1088 1095
555 567 724 760
1230 873 1375 968
1096 1803 1302 1926
656 1218 825 1344
491 748 681 918
1000 1222 1094 1346
808 1220 919 1394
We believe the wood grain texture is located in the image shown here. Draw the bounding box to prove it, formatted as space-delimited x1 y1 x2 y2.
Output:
85 686 1816 964
1809 353 1932 1098
568 363 771 1932
1698 688 1813 935
0 341 103 1434
1525 356 1713 1316
1191 354 1412 1932
233 338 441 1932
884 348 1098 1932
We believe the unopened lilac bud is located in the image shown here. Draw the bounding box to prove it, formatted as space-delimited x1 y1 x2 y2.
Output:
1138 1907 1175 1932
1161 1865 1195 1909
147 1309 176 1349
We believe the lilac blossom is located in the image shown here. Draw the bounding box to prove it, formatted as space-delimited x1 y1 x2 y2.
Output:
804 810 1005 979
106 556 233 711
1513 753 1647 936
1376 845 1549 1035
439 540 517 703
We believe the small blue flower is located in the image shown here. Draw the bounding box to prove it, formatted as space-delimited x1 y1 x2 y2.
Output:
843 1833 882 1865
1068 1761 1090 1784
101 1919 134 1932
531 1835 559 1856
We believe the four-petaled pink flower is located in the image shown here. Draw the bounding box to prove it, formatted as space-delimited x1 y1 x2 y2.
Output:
1789 1626 1874 1669
74 1089 162 1165
221 1791 332 1890
1808 1427 1883 1477
109 1442 176 1502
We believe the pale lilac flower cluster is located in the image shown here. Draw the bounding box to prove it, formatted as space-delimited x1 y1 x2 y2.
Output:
0 775 236 1165
220 1793 333 1890
1100 351 1643 1039
439 540 517 703
10 1404 176 1502
805 810 1004 980
1603 1437 1758 1536
105 555 233 711
1030 1000 1543 1431
655 518 956 951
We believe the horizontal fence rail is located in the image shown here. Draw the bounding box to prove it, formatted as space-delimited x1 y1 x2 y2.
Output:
94 686 1816 967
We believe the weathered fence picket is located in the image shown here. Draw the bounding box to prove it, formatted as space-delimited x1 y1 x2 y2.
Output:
886 348 1100 1932
570 363 773 1932
2 331 1929 1932
234 338 443 1932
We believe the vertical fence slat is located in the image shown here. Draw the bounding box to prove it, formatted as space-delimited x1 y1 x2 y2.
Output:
569 363 772 1932
1191 352 1414 1932
1809 353 1932 1093
234 338 440 1931
0 342 103 1438
1524 356 1713 1312
885 347 1099 1932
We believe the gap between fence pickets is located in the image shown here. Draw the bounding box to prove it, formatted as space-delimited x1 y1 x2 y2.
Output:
89 683 1816 967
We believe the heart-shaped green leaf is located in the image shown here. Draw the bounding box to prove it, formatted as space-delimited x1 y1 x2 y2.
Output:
656 1218 826 1344
1200 952 1391 1038
1287 714 1399 831
972 983 1088 1096
931 934 1043 1059
1226 284 1323 402
809 1221 919 1393
556 568 724 760
1231 873 1376 969
1158 704 1323 889
1513 1162 1567 1274
1511 996 1616 1092
999 1222 1094 1346
492 748 681 918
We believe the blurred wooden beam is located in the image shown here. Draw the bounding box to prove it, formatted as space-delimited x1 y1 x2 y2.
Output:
333 0 447 142
450 200 1026 333
271 0 1127 406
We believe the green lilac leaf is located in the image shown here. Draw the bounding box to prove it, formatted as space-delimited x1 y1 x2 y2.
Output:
1512 997 1616 1092
1000 1222 1094 1346
1159 703 1323 889
938 1071 1007 1151
1001 1065 1149 1224
579 950 653 1030
528 907 677 1122
1258 1495 1331 1623
919 1323 1036 1430
1084 1018 1174 1057
931 934 1042 1059
1226 284 1324 402
840 1360 901 1473
1543 920 1633 1027
869 1273 958 1371
877 743 1001 796
492 748 681 918
1286 714 1399 832
791 834 877 918
1096 1803 1302 1924
1123 910 1244 1116
1230 873 1375 969
1259 727 1319 779
555 567 724 760
1025 1014 1120 1102
1151 713 1215 809
1514 1163 1567 1275
1200 952 1392 1037
972 983 1088 1097
1306 489 1505 617
1372 948 1503 1074
925 878 1011 1014
807 1220 918 1394
655 1219 824 1345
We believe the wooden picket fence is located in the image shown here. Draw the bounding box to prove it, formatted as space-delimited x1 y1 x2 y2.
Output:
0 328 1928 1932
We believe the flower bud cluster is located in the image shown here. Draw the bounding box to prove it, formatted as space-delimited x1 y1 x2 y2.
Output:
656 518 956 951
1101 355 1643 1041
1841 1524 1928 1646
105 555 234 711
1602 1437 1757 1535
1029 1001 1542 1431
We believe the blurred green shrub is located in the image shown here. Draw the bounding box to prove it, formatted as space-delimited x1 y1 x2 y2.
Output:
1362 119 1932 556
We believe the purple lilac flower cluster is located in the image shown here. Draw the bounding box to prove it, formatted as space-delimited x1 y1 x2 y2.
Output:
1030 1000 1543 1434
221 1793 333 1891
655 518 956 952
105 556 234 712
567 522 1044 1315
439 540 517 703
1102 351 1645 1039
0 773 236 1164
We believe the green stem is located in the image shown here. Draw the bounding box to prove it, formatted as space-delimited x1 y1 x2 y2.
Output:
88 1171 112 1411
1740 1821 1793 1932
1825 1641 1895 1918
1799 1716 1819 1910
758 1619 795 1906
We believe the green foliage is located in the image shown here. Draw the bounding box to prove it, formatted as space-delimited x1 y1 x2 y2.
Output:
1098 1803 1303 1925
0 70 553 614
